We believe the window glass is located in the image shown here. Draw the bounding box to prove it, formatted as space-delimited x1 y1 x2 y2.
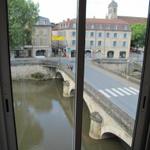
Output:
7 0 77 150
124 33 127 38
106 32 110 38
113 41 117 47
98 41 102 46
120 51 126 58
83 0 149 150
90 32 94 37
123 41 126 47
99 32 102 37
114 33 117 38
90 40 94 46
72 31 76 36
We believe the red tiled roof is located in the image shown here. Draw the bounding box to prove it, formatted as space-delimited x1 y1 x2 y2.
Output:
85 18 129 25
62 18 129 25
53 18 130 30
118 16 147 25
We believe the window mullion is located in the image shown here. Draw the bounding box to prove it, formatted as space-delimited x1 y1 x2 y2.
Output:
132 1 150 150
0 0 18 150
74 0 87 150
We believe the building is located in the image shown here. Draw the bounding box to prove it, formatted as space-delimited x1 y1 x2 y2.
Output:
107 0 147 25
32 16 52 57
53 1 131 59
53 18 131 59
107 0 118 19
118 16 147 25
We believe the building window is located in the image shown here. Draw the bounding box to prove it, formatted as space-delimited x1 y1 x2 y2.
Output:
106 32 110 38
107 51 114 58
124 25 128 30
98 41 102 46
124 33 127 38
73 23 76 28
120 51 126 58
91 24 94 29
114 33 117 38
90 40 94 46
72 31 76 36
72 40 76 46
98 32 102 37
113 41 117 47
90 32 94 37
123 41 126 47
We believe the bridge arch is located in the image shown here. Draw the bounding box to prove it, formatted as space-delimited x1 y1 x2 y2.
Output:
56 70 75 97
55 72 64 80
55 68 132 146
101 126 131 146
70 89 75 97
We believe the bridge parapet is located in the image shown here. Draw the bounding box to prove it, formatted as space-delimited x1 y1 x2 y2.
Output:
58 66 134 146
59 66 134 135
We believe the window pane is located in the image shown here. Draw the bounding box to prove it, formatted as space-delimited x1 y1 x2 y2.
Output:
7 0 77 149
82 0 149 150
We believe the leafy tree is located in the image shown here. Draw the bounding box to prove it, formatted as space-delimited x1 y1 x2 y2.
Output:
8 0 39 50
131 23 146 49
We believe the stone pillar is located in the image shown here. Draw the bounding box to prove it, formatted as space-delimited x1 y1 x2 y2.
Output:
32 49 36 58
47 48 51 57
89 112 103 139
63 81 70 97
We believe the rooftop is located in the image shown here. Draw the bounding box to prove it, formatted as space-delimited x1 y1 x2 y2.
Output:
118 16 147 25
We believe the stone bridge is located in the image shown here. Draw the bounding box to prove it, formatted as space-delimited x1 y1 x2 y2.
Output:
11 58 134 146
56 66 134 147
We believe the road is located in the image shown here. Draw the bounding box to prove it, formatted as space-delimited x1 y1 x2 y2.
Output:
60 57 139 119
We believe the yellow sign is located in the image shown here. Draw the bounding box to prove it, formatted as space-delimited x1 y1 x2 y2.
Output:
52 35 65 41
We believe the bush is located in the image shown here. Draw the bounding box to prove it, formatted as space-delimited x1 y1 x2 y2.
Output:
31 72 45 80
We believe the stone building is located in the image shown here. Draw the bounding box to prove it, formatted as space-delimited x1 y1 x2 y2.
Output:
107 0 147 25
32 16 52 57
53 18 131 59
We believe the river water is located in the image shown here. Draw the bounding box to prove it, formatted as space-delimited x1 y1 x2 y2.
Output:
12 79 130 150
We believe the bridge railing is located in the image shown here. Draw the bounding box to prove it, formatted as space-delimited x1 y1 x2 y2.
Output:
59 65 134 136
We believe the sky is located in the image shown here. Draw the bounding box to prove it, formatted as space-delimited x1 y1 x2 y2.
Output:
32 0 149 23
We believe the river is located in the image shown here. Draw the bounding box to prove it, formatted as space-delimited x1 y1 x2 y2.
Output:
12 79 130 150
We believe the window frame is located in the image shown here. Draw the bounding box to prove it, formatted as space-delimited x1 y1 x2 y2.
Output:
132 1 150 149
0 0 150 150
0 0 18 150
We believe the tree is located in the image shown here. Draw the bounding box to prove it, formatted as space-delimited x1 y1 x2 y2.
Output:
131 23 146 49
8 0 39 50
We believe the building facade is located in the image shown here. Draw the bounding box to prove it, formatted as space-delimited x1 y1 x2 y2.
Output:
32 16 52 57
53 18 131 59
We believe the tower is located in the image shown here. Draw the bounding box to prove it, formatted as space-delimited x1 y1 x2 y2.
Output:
108 0 118 19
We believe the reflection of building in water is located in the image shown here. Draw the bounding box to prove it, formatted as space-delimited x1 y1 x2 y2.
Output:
32 16 52 57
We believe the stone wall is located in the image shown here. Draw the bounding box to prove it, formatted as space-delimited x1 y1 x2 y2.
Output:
11 65 55 80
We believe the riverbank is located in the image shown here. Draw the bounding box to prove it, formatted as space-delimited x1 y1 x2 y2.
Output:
11 65 56 80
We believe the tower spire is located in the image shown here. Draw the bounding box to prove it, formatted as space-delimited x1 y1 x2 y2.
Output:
108 0 118 19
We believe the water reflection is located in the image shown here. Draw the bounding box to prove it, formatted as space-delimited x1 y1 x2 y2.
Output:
12 79 129 150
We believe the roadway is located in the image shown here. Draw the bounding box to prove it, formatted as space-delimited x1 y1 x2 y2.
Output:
60 57 139 119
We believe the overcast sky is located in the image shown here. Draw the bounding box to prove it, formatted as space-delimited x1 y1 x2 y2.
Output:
33 0 149 23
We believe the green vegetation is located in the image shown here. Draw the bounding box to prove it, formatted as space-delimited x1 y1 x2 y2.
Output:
31 72 45 80
131 23 147 49
8 0 39 50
